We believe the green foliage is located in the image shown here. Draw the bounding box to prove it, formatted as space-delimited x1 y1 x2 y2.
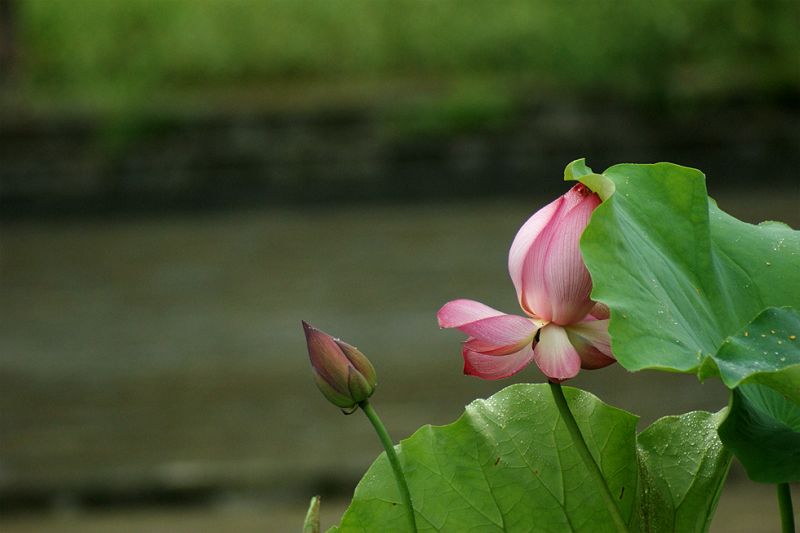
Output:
14 0 800 113
704 307 800 402
712 308 800 482
718 384 800 483
575 162 800 374
572 160 800 483
636 411 732 532
383 81 517 138
329 384 730 532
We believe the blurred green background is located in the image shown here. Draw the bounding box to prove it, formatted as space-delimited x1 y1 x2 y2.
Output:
11 0 800 109
1 0 798 531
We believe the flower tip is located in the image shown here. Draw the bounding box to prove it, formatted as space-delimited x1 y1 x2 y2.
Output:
302 320 330 341
436 303 458 329
301 320 319 344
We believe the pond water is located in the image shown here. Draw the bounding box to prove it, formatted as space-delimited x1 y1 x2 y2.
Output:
1 191 797 529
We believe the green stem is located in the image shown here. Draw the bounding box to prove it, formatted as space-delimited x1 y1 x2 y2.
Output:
777 483 795 533
359 400 417 532
549 382 629 533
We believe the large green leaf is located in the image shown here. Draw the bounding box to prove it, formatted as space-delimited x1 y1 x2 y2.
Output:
570 161 800 482
572 161 800 375
329 384 730 532
701 307 800 482
635 411 732 532
717 383 800 483
701 307 800 403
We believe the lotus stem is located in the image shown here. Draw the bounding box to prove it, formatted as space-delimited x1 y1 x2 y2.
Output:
549 382 630 533
777 483 795 533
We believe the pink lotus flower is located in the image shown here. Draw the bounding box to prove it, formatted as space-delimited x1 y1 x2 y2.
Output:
437 183 615 381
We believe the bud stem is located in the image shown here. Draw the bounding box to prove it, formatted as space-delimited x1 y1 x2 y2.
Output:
549 382 630 533
359 400 417 532
303 495 321 533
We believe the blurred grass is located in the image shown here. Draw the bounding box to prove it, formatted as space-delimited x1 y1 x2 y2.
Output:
12 0 800 117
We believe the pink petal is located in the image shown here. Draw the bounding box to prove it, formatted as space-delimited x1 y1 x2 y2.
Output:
590 302 610 320
463 343 535 380
508 196 562 315
564 318 615 369
464 333 536 356
568 318 614 357
533 324 582 381
575 348 615 370
457 314 539 349
463 336 512 355
522 185 599 325
437 299 505 328
302 321 351 395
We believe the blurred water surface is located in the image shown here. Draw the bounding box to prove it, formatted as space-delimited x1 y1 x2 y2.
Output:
1 191 798 528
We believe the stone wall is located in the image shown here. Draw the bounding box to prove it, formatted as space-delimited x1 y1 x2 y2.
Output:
1 100 798 216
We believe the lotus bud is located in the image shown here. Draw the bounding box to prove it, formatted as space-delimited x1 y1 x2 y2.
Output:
302 321 377 409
